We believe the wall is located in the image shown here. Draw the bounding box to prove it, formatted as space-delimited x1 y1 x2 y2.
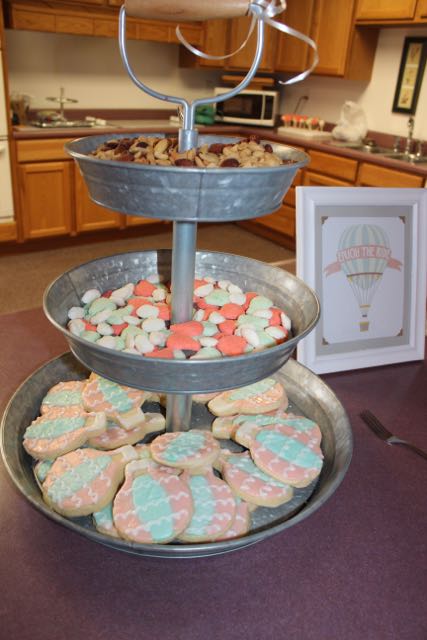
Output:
5 25 427 140
281 27 427 140
5 30 222 111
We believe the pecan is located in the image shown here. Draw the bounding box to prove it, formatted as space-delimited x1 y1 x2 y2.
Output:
264 143 273 153
174 158 195 167
208 143 226 154
116 152 134 162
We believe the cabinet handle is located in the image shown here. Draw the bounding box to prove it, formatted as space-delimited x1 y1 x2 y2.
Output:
124 0 250 21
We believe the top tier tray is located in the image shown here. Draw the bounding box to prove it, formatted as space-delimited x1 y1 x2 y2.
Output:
65 134 309 222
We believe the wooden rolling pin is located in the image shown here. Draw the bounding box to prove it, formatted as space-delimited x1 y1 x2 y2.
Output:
124 0 251 21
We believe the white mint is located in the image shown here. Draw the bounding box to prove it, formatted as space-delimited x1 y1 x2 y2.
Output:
152 288 166 302
235 324 255 336
281 313 292 331
90 308 113 325
149 331 168 347
125 334 135 349
199 336 218 347
68 306 85 320
228 283 243 295
142 318 166 333
97 322 114 336
68 318 85 336
218 279 231 290
96 336 116 349
123 315 141 326
253 309 273 319
134 334 155 354
241 327 260 347
111 283 134 300
136 304 160 319
81 288 101 304
208 311 226 324
193 309 204 322
266 326 286 339
194 283 214 297
123 347 139 354
109 296 126 308
204 276 216 284
229 292 246 306
172 349 186 359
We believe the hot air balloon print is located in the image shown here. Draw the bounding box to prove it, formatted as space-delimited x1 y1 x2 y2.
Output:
324 223 403 332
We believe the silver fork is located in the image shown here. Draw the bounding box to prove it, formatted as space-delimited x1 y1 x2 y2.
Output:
360 410 427 461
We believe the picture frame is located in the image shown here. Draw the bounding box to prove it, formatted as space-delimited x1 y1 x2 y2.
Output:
392 36 427 115
296 187 427 374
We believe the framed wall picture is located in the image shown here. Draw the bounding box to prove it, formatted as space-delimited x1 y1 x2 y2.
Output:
296 187 427 374
392 36 427 114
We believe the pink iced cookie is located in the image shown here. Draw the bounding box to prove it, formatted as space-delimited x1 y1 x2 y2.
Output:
23 408 106 460
208 378 287 417
150 429 220 470
178 469 236 542
215 450 293 507
82 373 149 430
42 445 137 517
41 380 86 415
216 498 252 541
113 458 193 544
234 423 323 488
88 413 165 450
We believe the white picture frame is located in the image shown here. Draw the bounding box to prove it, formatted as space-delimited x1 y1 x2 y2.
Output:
296 187 427 374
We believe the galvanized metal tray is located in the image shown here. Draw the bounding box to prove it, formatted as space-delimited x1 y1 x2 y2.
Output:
65 134 308 222
43 250 320 394
0 352 352 559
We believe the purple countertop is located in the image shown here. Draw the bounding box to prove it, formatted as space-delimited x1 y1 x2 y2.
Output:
1 308 426 640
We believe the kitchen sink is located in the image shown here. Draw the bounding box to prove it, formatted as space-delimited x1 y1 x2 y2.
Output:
326 140 390 154
379 151 427 164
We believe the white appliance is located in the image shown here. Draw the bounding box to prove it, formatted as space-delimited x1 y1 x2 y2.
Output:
0 56 14 221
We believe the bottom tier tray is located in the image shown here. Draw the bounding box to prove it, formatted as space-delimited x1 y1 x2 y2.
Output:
1 353 352 559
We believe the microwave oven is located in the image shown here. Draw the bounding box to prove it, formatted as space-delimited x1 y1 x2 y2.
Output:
213 87 279 127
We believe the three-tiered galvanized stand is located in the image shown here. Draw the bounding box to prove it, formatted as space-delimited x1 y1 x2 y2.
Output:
1 2 352 558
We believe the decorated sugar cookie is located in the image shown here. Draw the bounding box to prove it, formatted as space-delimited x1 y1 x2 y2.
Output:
82 373 149 430
42 445 137 517
207 378 287 417
41 380 86 415
113 458 193 544
150 429 220 470
234 423 323 488
217 498 252 541
212 412 322 446
88 412 165 450
93 502 120 538
23 408 107 460
215 450 293 507
178 469 236 542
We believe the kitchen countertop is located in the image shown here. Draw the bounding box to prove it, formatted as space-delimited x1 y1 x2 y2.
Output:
12 121 427 177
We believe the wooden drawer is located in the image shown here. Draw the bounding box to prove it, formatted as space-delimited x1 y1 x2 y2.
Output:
303 171 353 187
16 139 75 163
357 163 424 188
307 150 358 182
56 15 94 35
11 7 56 32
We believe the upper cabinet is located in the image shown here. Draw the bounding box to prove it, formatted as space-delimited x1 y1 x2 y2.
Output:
225 16 277 73
355 0 427 23
3 1 204 45
275 0 316 74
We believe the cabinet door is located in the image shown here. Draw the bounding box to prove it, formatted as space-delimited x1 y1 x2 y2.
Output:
415 0 427 19
226 16 277 72
356 0 417 20
255 204 296 239
75 169 121 232
275 0 316 73
19 161 73 239
311 0 354 76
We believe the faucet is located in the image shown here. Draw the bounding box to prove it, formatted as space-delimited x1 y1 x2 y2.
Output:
404 117 415 157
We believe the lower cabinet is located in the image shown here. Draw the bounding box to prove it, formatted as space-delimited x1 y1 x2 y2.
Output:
18 160 73 239
74 168 122 233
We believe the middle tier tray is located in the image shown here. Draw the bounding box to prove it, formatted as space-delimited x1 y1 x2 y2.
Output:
43 250 320 394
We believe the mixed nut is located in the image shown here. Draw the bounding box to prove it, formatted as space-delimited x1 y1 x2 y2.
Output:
90 135 290 168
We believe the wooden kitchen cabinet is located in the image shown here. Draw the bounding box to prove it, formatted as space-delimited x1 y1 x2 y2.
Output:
225 16 277 73
275 0 316 74
303 171 353 187
179 19 229 69
308 150 358 182
74 169 122 233
18 161 73 239
355 0 427 23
